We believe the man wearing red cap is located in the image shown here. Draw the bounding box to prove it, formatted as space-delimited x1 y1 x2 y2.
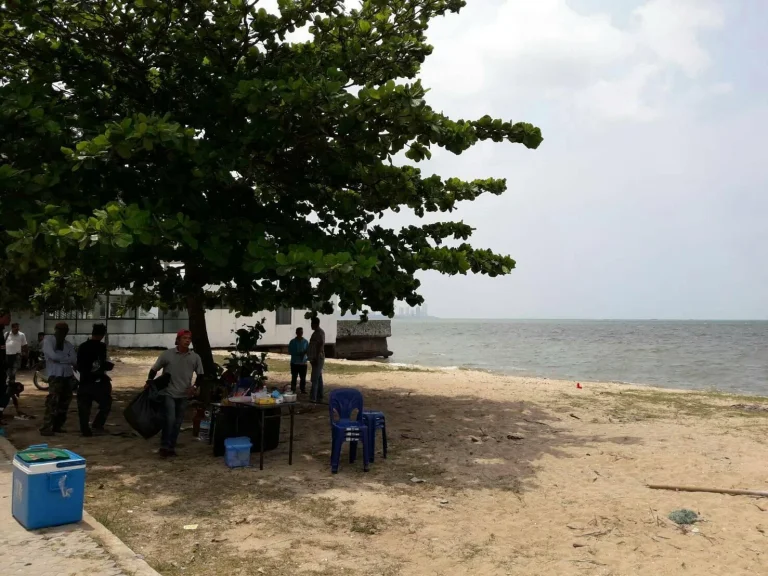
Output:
147 329 203 457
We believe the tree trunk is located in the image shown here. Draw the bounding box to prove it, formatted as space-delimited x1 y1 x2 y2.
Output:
186 292 216 377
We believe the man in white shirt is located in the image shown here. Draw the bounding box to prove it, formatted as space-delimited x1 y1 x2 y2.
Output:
39 322 78 436
4 323 28 387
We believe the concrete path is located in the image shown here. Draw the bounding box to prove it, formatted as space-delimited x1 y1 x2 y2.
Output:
0 438 159 576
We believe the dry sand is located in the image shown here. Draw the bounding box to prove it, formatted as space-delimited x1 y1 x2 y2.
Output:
4 354 768 576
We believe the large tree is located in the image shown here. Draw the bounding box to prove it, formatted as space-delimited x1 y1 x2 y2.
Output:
0 0 542 373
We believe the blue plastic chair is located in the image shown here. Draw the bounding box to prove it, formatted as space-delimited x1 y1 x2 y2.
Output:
329 388 370 474
362 411 387 463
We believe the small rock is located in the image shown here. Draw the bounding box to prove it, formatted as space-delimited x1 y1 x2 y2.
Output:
183 524 199 530
506 433 525 440
246 514 257 524
573 542 587 548
211 537 228 543
410 477 426 483
437 499 449 505
135 554 144 560
469 436 482 443
691 528 700 534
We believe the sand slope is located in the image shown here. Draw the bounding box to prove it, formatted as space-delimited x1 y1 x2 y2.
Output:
5 357 768 575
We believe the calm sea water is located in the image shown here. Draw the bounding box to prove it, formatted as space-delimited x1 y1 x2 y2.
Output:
387 319 768 395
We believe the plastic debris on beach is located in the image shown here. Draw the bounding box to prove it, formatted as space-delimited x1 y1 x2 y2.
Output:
668 509 698 525
731 404 768 412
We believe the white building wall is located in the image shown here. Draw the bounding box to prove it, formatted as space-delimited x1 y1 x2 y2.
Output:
206 308 337 348
9 308 336 349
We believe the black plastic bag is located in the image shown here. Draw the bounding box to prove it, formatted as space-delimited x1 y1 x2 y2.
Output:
123 384 165 439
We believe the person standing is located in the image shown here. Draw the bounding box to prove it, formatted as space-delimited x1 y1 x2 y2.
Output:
288 327 309 394
4 323 28 386
308 317 326 402
0 309 10 424
76 324 114 437
147 330 203 458
23 331 45 369
39 322 78 436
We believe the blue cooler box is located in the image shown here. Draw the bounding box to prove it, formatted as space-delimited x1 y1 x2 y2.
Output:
224 436 252 468
12 444 86 530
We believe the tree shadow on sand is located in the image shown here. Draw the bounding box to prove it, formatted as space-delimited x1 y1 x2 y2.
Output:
7 363 640 509
4 362 642 574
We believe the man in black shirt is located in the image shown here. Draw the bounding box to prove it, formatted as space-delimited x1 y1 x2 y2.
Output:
76 324 113 437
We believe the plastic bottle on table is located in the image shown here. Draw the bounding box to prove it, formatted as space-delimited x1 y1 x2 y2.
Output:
198 411 211 443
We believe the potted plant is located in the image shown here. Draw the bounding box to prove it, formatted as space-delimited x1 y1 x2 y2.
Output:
220 320 269 396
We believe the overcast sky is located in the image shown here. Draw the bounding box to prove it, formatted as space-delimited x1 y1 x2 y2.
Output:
379 0 767 320
264 0 766 320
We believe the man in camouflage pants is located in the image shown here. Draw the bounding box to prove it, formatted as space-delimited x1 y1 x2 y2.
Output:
40 322 78 436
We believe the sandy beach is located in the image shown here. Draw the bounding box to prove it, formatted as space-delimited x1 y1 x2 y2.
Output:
4 353 768 576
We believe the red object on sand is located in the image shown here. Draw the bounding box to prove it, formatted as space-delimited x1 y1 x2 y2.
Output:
576 383 582 389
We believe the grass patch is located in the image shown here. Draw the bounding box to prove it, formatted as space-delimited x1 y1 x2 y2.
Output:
460 542 486 561
266 359 428 375
112 348 427 375
594 388 768 421
350 514 385 535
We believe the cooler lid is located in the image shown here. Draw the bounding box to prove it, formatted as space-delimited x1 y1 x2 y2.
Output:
14 444 85 467
224 436 252 449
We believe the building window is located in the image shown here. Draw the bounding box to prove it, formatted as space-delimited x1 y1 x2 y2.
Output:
275 307 292 325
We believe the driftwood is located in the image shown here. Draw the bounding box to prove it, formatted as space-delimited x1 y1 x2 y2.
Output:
648 484 768 498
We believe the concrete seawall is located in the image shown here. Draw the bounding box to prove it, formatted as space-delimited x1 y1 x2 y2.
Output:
335 319 393 360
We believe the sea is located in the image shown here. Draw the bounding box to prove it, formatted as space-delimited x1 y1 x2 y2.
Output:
386 319 768 396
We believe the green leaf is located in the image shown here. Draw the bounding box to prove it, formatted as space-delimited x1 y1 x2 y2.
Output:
58 228 73 236
60 147 74 156
17 94 32 109
114 233 133 248
115 142 133 159
358 20 371 33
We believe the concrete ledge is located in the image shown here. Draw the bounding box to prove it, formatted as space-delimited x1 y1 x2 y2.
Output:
337 319 392 338
0 435 160 576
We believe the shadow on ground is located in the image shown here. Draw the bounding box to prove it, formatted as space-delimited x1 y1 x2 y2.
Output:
3 361 641 576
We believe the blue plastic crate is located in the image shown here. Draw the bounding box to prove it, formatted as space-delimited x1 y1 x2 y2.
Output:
224 436 252 468
12 444 86 530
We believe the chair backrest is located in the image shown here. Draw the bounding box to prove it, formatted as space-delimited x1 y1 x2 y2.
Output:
329 388 364 423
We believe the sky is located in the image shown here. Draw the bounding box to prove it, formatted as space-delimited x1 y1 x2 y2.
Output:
260 0 768 320
379 0 768 320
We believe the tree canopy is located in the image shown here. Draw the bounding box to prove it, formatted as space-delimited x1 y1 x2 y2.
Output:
0 0 542 369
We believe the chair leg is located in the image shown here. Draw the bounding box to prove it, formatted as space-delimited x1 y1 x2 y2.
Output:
349 439 357 464
369 425 376 464
381 420 388 459
331 429 343 474
361 425 370 472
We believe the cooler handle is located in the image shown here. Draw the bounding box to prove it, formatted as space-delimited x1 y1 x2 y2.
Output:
48 472 75 498
56 460 82 469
